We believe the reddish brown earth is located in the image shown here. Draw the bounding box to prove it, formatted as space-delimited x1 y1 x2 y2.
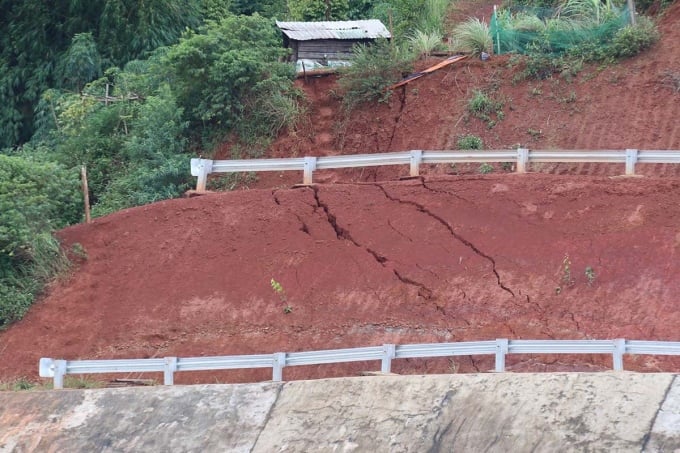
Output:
1 2 680 384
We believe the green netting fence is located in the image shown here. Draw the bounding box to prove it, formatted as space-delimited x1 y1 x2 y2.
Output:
490 3 634 54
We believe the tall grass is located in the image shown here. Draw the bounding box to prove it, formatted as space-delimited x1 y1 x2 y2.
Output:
408 29 444 58
419 0 452 33
452 18 493 55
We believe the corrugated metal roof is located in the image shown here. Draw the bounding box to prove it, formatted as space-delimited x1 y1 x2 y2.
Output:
276 20 391 41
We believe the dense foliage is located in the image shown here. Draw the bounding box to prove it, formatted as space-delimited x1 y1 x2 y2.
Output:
0 0 204 148
162 15 298 145
0 155 80 328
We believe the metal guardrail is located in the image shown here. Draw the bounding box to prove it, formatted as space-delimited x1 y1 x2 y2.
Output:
190 148 680 191
40 339 680 389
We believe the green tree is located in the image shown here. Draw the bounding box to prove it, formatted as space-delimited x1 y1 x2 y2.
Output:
287 0 350 20
162 14 298 143
56 33 102 92
230 0 288 16
0 0 205 149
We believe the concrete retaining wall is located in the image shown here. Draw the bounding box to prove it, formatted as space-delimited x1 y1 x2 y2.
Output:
1 373 678 452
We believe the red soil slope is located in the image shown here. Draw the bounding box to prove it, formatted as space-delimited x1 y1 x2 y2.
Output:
267 1 680 179
1 175 679 383
2 4 680 384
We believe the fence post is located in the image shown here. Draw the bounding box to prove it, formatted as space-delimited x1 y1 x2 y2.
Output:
272 352 286 382
495 339 509 372
164 357 178 385
381 344 396 373
516 148 529 173
410 150 423 177
625 149 638 176
303 157 317 185
53 360 67 390
613 339 626 371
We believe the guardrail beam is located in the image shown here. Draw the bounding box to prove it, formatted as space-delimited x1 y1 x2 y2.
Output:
39 338 680 387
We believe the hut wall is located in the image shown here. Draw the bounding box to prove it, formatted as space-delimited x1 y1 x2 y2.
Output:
295 39 372 60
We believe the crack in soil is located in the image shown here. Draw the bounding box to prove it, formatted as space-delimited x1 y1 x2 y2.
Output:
387 87 407 151
421 178 471 203
393 269 434 300
387 219 414 242
311 186 360 244
312 186 438 303
373 183 515 297
505 322 518 338
294 214 311 236
564 310 581 331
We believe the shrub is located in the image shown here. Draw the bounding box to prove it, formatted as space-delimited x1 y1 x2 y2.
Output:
337 39 413 110
610 17 660 58
452 18 493 55
0 154 80 328
457 134 484 149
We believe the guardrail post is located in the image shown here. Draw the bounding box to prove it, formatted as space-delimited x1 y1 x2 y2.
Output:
613 339 625 371
516 148 529 173
303 157 317 185
410 150 423 177
381 344 396 373
192 158 213 193
53 360 67 389
164 357 178 385
625 149 638 176
495 339 509 372
272 352 286 382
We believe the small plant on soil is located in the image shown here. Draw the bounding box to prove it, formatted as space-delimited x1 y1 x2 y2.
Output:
71 243 88 260
585 266 596 286
478 163 494 174
467 90 504 127
456 134 484 150
271 278 292 314
556 253 575 294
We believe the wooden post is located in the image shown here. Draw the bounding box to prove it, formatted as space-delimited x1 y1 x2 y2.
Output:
494 5 501 55
81 165 91 224
627 0 636 25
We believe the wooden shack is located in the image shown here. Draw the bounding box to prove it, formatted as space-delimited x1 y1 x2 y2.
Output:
276 19 391 63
